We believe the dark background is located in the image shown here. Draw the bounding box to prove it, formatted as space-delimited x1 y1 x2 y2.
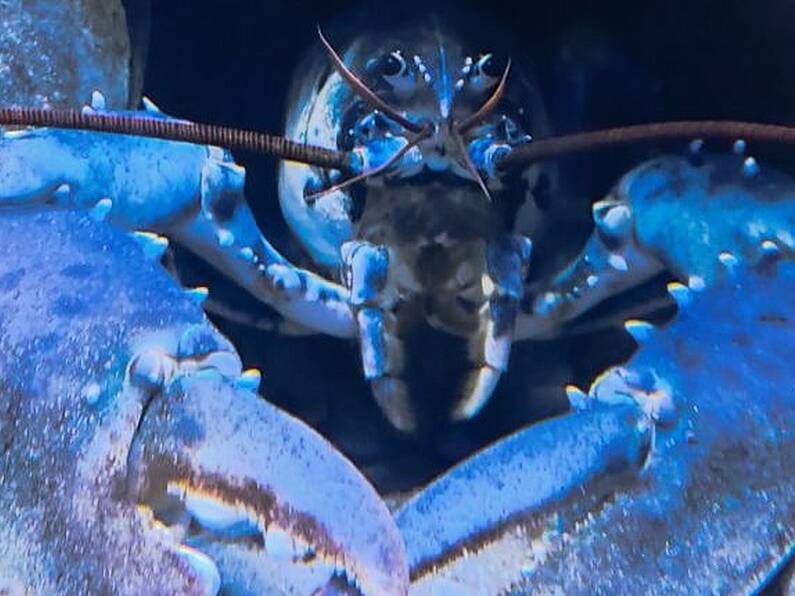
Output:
134 0 795 493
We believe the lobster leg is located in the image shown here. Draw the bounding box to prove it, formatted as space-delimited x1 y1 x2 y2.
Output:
0 107 357 339
515 153 795 340
453 234 533 420
515 190 664 340
341 240 414 432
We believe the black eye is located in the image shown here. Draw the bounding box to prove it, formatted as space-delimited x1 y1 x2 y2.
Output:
477 53 507 78
382 53 404 76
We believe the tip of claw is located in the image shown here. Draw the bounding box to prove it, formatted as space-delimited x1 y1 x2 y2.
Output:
452 366 501 421
371 377 417 433
761 239 781 256
718 251 739 275
176 545 221 596
142 96 163 113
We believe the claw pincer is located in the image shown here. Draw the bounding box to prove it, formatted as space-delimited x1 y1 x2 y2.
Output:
399 154 795 593
0 210 408 594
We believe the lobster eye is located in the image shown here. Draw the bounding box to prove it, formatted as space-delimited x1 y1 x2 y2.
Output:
380 51 407 79
479 53 505 78
467 53 507 94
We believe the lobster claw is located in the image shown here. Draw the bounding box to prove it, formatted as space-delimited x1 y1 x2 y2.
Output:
127 369 408 595
398 231 795 593
0 209 408 595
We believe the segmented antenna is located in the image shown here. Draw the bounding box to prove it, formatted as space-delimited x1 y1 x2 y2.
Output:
499 121 795 168
0 106 353 171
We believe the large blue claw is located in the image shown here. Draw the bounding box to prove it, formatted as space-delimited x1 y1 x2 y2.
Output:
399 251 795 593
397 403 650 593
0 210 408 594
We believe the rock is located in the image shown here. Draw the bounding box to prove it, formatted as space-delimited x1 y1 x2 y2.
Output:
0 0 134 109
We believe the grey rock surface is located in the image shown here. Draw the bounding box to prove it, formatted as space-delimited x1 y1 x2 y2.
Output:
0 0 133 108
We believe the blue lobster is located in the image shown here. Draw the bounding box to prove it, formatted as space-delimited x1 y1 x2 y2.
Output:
2 11 795 595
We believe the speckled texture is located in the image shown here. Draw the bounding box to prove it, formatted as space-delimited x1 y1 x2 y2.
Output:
0 210 408 594
0 210 207 593
0 0 131 108
398 156 795 594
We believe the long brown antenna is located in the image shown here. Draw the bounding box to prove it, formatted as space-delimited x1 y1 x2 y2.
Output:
499 120 795 169
0 106 353 171
317 27 425 134
456 59 512 134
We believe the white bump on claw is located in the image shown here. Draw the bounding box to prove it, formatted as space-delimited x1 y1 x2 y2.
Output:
536 292 562 316
239 247 255 262
742 156 760 178
89 197 113 222
90 90 107 110
594 203 631 238
586 274 599 288
565 384 589 410
732 139 747 154
666 281 691 307
688 138 704 154
608 253 629 272
82 382 102 405
216 229 235 248
687 275 706 291
624 319 654 344
132 231 169 261
267 264 302 298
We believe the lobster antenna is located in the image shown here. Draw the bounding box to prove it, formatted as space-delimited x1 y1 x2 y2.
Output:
498 120 795 169
0 106 353 171
456 59 512 134
452 130 493 202
316 26 426 134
